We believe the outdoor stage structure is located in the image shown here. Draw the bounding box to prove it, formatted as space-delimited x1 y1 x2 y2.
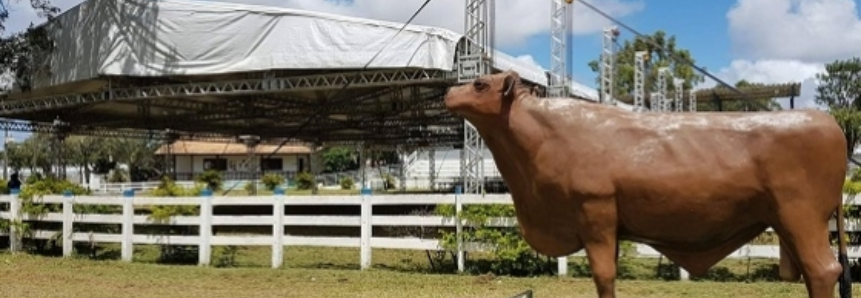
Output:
0 0 801 193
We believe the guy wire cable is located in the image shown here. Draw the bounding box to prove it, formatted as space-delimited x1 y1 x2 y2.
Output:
577 0 861 166
220 0 434 195
574 0 771 112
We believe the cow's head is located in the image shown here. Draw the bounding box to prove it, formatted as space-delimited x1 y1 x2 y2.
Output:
444 70 523 125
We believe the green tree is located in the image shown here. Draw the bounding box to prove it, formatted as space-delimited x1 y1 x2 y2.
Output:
588 30 705 99
0 1 61 92
815 57 861 159
64 136 111 184
815 57 861 109
321 146 358 173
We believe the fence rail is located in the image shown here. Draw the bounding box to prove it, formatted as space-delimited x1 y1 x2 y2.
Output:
0 192 859 279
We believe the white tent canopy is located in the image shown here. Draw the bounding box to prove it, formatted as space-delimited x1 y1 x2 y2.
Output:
36 0 606 103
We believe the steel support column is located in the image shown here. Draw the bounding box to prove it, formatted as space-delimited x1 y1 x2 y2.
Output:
633 51 647 112
457 0 493 195
673 78 684 112
689 89 697 112
549 0 572 97
239 135 261 195
600 26 619 105
656 67 670 112
162 129 179 180
428 148 437 191
51 118 70 180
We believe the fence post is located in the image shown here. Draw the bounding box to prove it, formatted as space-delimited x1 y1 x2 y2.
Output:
455 186 464 273
272 187 285 269
62 190 74 257
9 188 20 253
359 187 372 270
121 189 135 262
199 187 213 266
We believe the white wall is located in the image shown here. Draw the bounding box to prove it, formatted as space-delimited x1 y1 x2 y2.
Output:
403 149 502 189
173 154 307 173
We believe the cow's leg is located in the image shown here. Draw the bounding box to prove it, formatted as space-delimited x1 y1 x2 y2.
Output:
774 209 842 298
779 238 802 282
580 197 619 298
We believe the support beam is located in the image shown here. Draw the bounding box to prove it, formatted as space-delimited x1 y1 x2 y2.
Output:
429 148 437 191
656 67 670 112
548 0 572 97
633 51 647 112
0 69 453 116
51 118 70 180
673 78 684 112
239 135 261 195
689 89 697 112
162 129 179 180
600 26 620 105
457 0 493 195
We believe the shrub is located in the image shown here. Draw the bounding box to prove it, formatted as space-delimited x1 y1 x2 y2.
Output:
244 181 257 194
147 176 202 265
194 170 223 191
340 177 355 190
382 174 395 190
261 173 285 191
435 203 554 276
295 172 314 190
107 168 129 183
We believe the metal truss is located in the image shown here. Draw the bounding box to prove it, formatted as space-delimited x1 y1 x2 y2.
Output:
600 26 619 105
673 78 684 112
457 0 494 195
689 89 697 112
0 68 454 116
656 67 669 112
633 51 647 112
0 118 243 143
548 0 572 97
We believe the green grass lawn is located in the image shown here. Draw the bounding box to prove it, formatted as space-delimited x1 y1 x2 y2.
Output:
1 245 856 298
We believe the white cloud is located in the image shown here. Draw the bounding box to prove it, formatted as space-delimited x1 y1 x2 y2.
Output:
513 54 541 69
727 0 861 62
243 0 645 48
702 0 861 111
3 0 644 48
698 59 825 110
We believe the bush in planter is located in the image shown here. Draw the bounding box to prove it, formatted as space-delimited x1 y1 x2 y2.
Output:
261 173 286 191
295 172 315 190
340 177 355 190
194 170 223 192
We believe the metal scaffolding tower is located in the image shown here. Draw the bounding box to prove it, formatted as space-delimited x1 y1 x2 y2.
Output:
689 89 697 112
549 0 573 97
673 78 684 112
656 67 670 112
600 26 619 105
457 0 494 195
633 51 648 112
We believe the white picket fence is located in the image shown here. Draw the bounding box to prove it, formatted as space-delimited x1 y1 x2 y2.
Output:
0 192 859 279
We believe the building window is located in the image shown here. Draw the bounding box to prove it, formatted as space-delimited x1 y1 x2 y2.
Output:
203 158 227 171
261 158 283 171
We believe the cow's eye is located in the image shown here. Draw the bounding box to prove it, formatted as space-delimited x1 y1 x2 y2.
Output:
473 80 489 91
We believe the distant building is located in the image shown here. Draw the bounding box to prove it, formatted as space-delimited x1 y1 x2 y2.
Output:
154 140 314 181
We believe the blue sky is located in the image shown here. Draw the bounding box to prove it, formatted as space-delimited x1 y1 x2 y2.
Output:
498 0 853 88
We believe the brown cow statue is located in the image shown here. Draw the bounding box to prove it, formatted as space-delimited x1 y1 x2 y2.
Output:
444 70 852 298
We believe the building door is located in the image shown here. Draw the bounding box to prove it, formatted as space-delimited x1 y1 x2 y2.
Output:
298 157 305 173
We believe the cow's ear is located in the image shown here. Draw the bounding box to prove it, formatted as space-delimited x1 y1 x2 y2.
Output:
501 72 519 99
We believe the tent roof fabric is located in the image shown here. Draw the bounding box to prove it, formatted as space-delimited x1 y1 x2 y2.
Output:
37 0 606 102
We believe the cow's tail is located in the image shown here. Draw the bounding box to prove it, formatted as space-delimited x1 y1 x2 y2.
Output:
836 201 852 298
